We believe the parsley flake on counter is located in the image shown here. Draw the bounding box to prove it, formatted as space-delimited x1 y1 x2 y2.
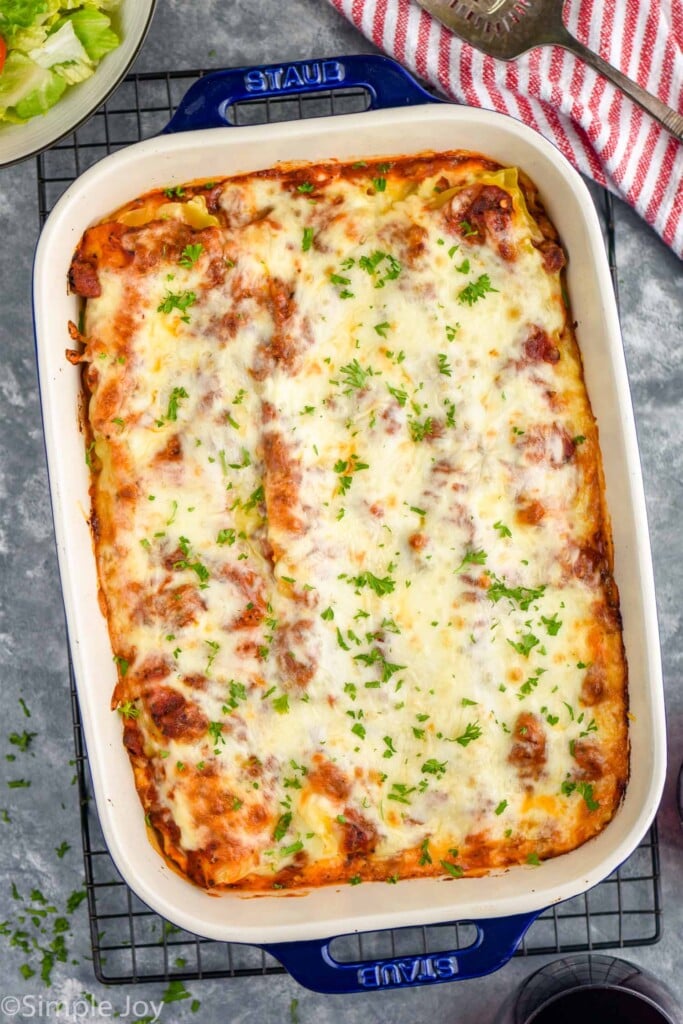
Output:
9 730 36 753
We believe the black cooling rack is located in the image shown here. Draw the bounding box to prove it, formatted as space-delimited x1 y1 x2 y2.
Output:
38 69 660 986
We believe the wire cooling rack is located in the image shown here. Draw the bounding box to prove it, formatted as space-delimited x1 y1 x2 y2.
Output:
38 69 660 986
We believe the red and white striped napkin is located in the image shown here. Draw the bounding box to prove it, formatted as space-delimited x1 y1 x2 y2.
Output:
326 0 683 258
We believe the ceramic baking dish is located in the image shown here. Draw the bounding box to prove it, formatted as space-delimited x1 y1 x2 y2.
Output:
33 55 666 994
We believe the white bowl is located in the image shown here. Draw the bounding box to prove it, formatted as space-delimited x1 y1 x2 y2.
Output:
0 0 157 168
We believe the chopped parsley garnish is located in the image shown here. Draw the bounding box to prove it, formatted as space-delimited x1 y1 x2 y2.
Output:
445 323 460 341
334 454 369 495
350 571 396 597
273 694 290 715
437 353 452 376
163 185 185 199
207 721 225 749
320 607 334 621
281 841 304 857
388 783 415 805
382 736 397 758
455 721 482 746
561 779 600 811
541 613 562 636
419 837 432 865
178 243 203 268
518 675 540 699
455 257 471 274
455 548 487 572
351 722 366 740
157 289 197 322
421 758 447 778
205 639 220 673
358 249 402 288
459 219 478 237
117 701 138 719
227 448 251 470
387 383 408 407
526 852 541 866
273 812 292 842
374 321 391 337
440 859 464 877
217 528 236 546
174 536 210 583
457 274 498 306
409 417 433 442
329 272 354 299
244 484 265 511
372 176 387 192
296 182 315 193
493 520 512 538
337 358 376 393
302 227 314 251
486 574 546 610
508 634 540 658
353 649 406 683
495 800 508 816
222 679 247 712
166 386 189 422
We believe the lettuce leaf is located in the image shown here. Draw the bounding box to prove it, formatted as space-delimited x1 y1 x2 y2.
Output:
0 2 120 126
28 20 91 68
0 51 66 122
61 9 119 63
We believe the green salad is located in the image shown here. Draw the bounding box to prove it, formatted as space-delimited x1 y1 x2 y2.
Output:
0 1 121 124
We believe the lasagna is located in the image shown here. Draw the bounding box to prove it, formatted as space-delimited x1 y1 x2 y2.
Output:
68 151 629 891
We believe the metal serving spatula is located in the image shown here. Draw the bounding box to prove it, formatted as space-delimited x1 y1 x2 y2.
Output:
414 0 683 142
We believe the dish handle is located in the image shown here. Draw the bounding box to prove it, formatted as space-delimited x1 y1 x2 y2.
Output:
163 54 441 133
260 911 541 994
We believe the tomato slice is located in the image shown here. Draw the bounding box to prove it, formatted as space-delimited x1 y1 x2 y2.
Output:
0 36 6 75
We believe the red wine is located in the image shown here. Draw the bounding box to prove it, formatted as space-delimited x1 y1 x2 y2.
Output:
529 986 677 1024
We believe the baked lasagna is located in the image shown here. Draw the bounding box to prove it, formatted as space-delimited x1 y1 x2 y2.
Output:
68 151 628 891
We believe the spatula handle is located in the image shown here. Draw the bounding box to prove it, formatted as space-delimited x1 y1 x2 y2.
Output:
559 30 683 143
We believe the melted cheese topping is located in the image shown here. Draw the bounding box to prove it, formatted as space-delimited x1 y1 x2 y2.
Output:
70 153 628 891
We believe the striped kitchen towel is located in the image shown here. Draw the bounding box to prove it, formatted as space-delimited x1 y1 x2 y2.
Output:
326 0 683 258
